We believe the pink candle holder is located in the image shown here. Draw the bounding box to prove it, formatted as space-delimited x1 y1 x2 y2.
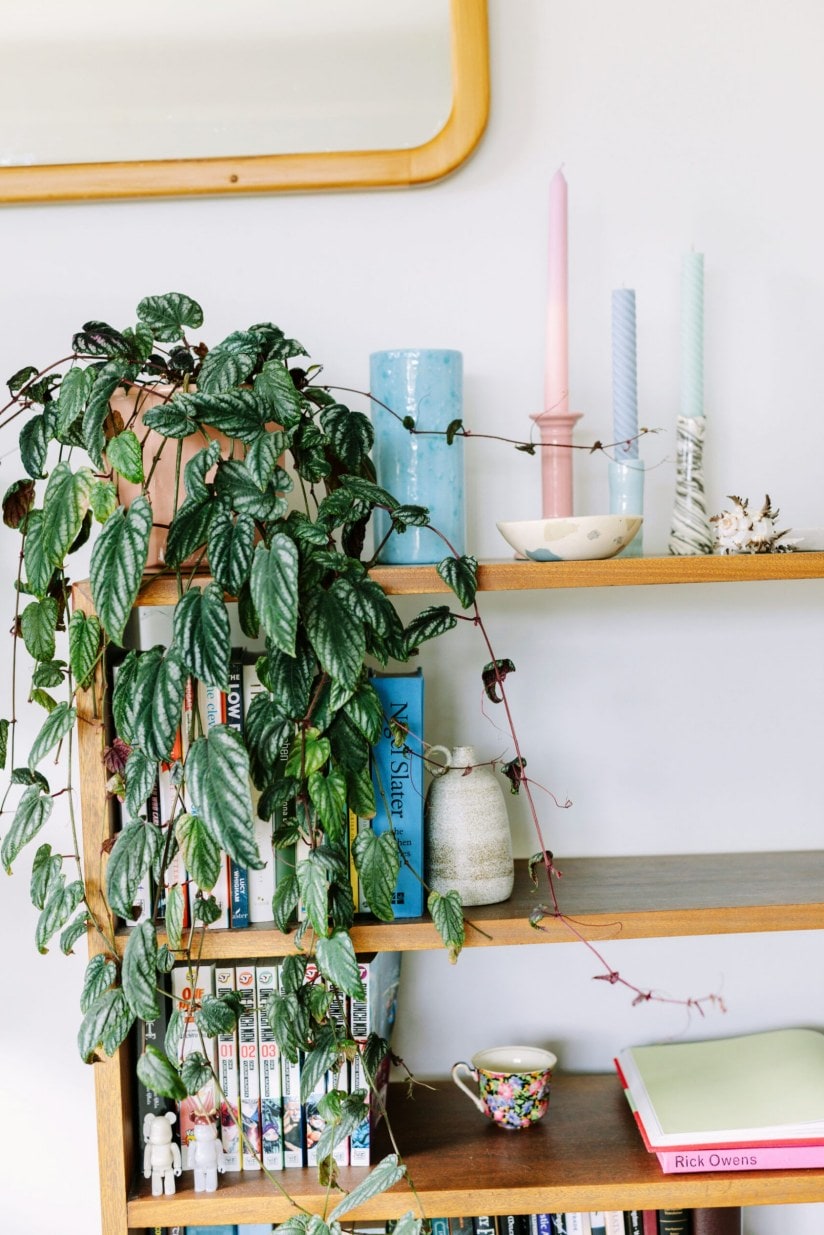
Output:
530 409 583 518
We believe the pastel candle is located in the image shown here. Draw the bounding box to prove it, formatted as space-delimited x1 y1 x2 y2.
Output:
611 288 638 458
544 167 569 416
680 251 705 418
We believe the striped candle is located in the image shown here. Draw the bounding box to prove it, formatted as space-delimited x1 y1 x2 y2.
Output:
611 288 638 458
680 252 704 418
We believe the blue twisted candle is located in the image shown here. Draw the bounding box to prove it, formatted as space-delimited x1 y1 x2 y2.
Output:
611 288 638 458
680 252 704 418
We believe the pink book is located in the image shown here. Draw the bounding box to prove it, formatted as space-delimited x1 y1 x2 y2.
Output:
657 1142 824 1173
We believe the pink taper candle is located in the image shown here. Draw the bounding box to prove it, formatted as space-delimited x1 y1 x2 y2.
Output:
532 166 581 518
544 167 569 416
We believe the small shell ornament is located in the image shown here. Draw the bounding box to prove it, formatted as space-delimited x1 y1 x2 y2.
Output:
711 494 795 555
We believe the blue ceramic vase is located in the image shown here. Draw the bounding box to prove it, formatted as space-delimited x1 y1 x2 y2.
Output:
370 348 465 563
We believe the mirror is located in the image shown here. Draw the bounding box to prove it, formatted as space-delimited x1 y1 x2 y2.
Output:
0 0 489 203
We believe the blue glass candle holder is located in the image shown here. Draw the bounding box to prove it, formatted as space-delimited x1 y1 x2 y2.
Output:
370 349 465 563
608 458 645 558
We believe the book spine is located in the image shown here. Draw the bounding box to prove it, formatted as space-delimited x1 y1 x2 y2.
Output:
604 1217 626 1235
348 807 359 909
475 1218 498 1235
369 670 425 917
498 1219 530 1235
690 1210 742 1235
658 1143 824 1171
214 965 241 1172
170 963 216 1170
235 963 262 1171
281 1049 304 1168
225 653 249 928
431 1221 451 1235
623 1214 643 1235
641 1214 658 1235
657 1212 693 1235
256 961 284 1172
449 1220 475 1235
302 962 329 1168
590 1216 607 1235
194 679 231 928
563 1216 592 1235
242 662 275 923
532 1217 555 1235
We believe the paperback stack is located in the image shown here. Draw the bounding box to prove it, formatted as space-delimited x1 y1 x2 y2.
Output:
615 1027 824 1174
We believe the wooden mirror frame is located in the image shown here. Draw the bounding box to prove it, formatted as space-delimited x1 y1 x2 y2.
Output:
0 0 489 205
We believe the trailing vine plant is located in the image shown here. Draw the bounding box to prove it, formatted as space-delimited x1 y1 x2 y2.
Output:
0 293 719 1234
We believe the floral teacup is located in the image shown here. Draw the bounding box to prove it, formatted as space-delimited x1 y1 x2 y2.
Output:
451 1045 557 1130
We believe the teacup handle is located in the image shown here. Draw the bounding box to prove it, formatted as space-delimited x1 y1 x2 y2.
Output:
451 1060 485 1113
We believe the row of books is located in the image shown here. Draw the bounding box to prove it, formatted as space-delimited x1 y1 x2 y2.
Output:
420 1212 739 1235
138 953 401 1174
615 1026 824 1174
130 604 428 925
146 1226 273 1234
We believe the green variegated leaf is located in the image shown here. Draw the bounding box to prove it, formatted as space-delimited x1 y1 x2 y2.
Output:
72 320 131 359
307 767 347 839
111 648 145 743
274 1218 310 1235
172 583 230 689
315 1090 369 1163
23 510 53 599
90 478 118 523
20 597 58 662
156 943 175 973
137 292 204 341
68 610 102 690
78 988 134 1062
32 660 65 689
149 649 187 761
30 842 62 910
19 413 48 478
185 728 264 871
403 604 457 654
1 785 53 871
28 701 76 770
54 366 95 441
198 331 261 393
106 430 144 485
207 507 256 596
272 869 298 932
196 992 242 1037
304 582 366 691
136 1044 187 1101
193 893 222 925
124 746 158 818
296 849 330 938
141 400 197 439
175 812 222 892
285 728 330 778
181 1052 213 1095
352 827 399 922
80 953 118 1013
122 921 160 1019
342 681 383 745
82 364 127 468
249 536 299 656
329 1154 406 1221
319 404 374 469
164 496 216 566
0 718 7 770
41 462 93 568
436 554 478 609
89 496 152 644
254 359 304 428
266 989 309 1062
315 929 365 998
105 821 151 921
164 882 185 952
300 1028 339 1103
428 889 465 963
214 458 284 521
170 389 263 443
245 430 291 489
60 910 90 954
35 878 84 952
264 640 314 719
183 438 222 504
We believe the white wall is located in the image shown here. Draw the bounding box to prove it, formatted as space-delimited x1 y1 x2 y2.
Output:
1 3 822 1233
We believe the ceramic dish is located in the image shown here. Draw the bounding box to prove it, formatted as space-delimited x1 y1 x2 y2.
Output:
497 514 643 562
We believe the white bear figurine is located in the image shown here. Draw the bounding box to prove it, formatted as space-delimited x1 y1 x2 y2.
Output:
143 1111 182 1197
190 1114 226 1193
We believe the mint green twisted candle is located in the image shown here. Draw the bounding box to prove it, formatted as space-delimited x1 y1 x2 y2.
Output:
680 252 704 418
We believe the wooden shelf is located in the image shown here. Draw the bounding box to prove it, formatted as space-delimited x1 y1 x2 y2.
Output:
71 553 824 612
117 852 824 959
127 1075 824 1225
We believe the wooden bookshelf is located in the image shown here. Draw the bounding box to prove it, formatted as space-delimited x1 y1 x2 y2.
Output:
128 1075 824 1226
71 552 824 612
116 851 824 959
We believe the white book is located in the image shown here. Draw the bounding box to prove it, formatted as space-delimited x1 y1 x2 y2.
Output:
214 965 241 1171
603 1216 626 1235
281 1048 303 1168
236 963 262 1170
564 1216 592 1235
256 962 284 1171
170 963 216 1170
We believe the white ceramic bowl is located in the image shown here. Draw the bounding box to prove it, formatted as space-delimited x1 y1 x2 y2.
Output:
496 515 643 562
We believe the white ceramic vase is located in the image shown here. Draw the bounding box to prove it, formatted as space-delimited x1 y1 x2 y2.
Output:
425 745 515 907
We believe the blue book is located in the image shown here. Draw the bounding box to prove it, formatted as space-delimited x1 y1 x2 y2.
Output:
369 670 424 918
185 1226 238 1235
